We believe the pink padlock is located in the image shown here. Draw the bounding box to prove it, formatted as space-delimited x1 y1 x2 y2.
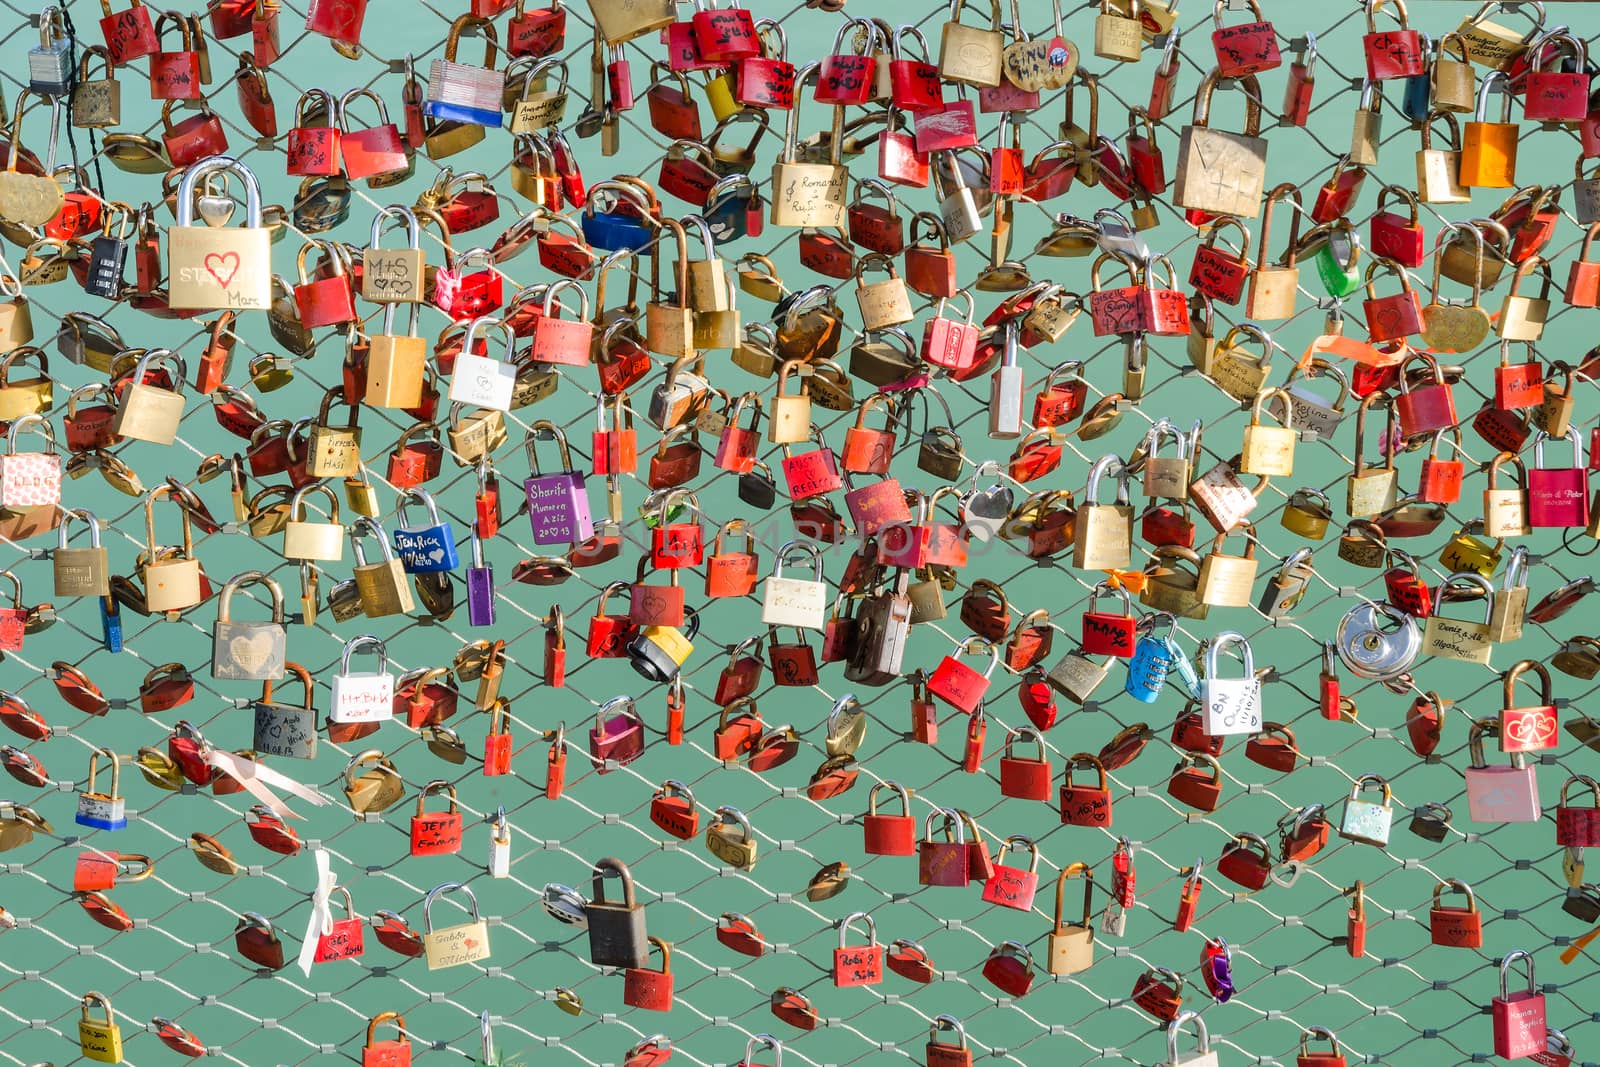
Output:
1526 428 1589 528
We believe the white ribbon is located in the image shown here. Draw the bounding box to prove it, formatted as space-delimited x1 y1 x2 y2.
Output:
206 747 328 819
296 847 335 976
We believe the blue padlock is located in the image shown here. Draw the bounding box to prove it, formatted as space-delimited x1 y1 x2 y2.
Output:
392 487 459 573
704 174 762 244
99 596 123 653
582 180 656 251
1125 614 1177 703
1398 33 1433 123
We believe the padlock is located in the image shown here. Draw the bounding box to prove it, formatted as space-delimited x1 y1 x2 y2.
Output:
1337 774 1394 846
589 695 646 770
362 1012 411 1067
1501 659 1558 753
78 991 123 1063
995 726 1051 802
282 483 344 562
1421 572 1496 664
76 747 126 831
350 518 415 617
1524 32 1588 122
760 540 826 629
409 781 463 857
1058 753 1112 826
829 911 883 987
924 1015 972 1067
1426 878 1484 949
1168 752 1224 812
329 635 395 725
1175 69 1268 217
981 940 1034 998
253 662 316 759
1493 951 1547 1059
918 808 969 887
1466 719 1541 823
210 571 286 681
112 349 185 445
391 488 457 574
167 157 272 310
1201 631 1261 735
422 881 490 970
862 780 916 856
623 936 674 1011
1462 71 1517 187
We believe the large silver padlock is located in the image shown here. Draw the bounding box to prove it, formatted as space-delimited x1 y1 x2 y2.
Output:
1335 600 1421 680
1339 774 1394 846
211 570 288 681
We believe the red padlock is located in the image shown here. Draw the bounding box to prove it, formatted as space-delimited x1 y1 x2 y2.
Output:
1361 4 1423 80
100 0 160 62
545 730 566 798
286 88 341 175
1131 967 1184 1021
1346 883 1367 957
997 727 1052 802
1216 832 1273 890
650 779 699 839
1167 753 1224 812
1557 775 1600 847
831 912 884 987
1211 0 1282 76
1174 864 1202 932
623 937 675 1011
1189 217 1251 304
1058 754 1112 827
1501 660 1559 753
927 638 997 714
1429 880 1484 948
161 100 228 168
862 781 915 855
980 941 1034 998
1369 185 1426 267
362 1013 412 1067
1297 1028 1349 1067
310 887 365 963
409 782 464 856
716 912 766 956
507 0 566 57
815 20 876 105
1081 582 1137 657
1493 951 1547 1059
148 12 202 99
234 913 287 969
736 23 796 109
1393 352 1456 436
918 808 969 887
981 836 1040 911
304 0 365 44
1419 429 1465 504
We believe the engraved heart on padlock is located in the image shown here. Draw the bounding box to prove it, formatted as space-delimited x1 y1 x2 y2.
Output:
1002 36 1080 93
962 484 1014 542
228 632 276 670
1420 303 1490 353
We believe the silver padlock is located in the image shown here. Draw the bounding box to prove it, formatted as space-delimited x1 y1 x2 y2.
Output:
28 7 72 96
1047 647 1111 705
1334 600 1421 680
211 571 288 682
988 319 1024 439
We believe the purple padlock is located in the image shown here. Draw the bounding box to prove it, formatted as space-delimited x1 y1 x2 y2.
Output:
467 526 496 627
524 420 594 546
1527 428 1590 529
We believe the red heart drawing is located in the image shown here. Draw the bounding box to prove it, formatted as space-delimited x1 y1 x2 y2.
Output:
204 252 240 287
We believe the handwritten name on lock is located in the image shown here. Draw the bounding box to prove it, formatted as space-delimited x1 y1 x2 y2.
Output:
394 527 450 570
527 480 584 541
255 703 315 758
365 256 416 298
1084 614 1136 656
982 866 1033 908
427 921 489 969
834 945 882 985
780 170 846 208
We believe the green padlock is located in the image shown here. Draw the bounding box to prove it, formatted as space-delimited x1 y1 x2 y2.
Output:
1312 219 1364 298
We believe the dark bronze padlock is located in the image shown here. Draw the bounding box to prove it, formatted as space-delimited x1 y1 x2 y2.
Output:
1408 801 1452 842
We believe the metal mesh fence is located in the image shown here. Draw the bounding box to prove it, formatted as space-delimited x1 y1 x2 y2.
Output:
2 1 1600 1066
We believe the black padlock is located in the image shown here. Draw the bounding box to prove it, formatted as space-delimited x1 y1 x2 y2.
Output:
586 856 648 968
1408 801 1452 842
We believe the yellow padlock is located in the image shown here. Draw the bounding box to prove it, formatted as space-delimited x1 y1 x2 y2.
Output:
78 991 123 1064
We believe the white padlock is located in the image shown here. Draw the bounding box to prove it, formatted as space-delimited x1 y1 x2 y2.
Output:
1201 631 1262 736
489 807 510 878
328 634 395 724
760 540 828 630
